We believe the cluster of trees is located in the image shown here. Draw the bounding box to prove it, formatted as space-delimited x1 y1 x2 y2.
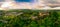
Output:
0 10 60 27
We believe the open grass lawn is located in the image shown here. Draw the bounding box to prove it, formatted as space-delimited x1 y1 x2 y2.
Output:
0 9 60 27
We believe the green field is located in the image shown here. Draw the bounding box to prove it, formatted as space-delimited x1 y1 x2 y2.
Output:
0 9 60 27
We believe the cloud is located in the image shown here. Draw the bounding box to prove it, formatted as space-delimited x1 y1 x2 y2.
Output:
0 0 5 2
0 0 60 10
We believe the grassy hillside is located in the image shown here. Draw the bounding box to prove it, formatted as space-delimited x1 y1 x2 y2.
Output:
0 9 60 27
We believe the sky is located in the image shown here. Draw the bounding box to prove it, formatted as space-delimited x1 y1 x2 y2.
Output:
15 0 34 2
0 0 34 2
0 0 60 10
0 0 59 4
